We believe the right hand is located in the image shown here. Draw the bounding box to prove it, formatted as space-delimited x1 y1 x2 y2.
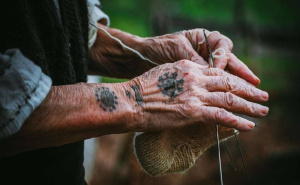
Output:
125 60 269 132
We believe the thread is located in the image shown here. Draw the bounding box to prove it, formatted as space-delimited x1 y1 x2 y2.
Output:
90 22 225 67
198 30 226 60
89 21 159 66
212 48 226 58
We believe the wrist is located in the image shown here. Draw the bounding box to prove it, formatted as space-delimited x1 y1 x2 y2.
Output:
95 23 145 52
89 23 149 78
120 80 144 132
86 82 139 135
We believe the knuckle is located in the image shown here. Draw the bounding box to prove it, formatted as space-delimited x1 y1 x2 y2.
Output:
216 108 239 128
207 68 223 76
244 86 255 97
249 104 256 114
216 108 228 122
215 68 225 75
195 90 206 102
246 102 255 114
175 34 187 43
229 116 239 128
224 92 235 107
248 86 256 96
223 75 237 91
176 38 185 46
194 28 202 33
175 60 187 69
184 72 196 82
181 99 197 117
177 59 191 67
208 92 221 104
223 76 231 91
177 60 185 66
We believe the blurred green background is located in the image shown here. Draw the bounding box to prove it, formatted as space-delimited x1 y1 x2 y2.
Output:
93 0 300 184
101 0 300 96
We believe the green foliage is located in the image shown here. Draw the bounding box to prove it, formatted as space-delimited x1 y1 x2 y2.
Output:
245 0 300 27
101 77 129 83
101 0 151 37
171 0 235 24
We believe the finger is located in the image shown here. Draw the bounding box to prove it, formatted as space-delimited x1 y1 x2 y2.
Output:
210 35 233 69
201 67 255 86
201 92 269 117
198 106 255 131
197 31 223 61
197 31 232 68
188 49 209 66
198 31 258 86
204 75 268 102
208 35 260 86
227 53 260 86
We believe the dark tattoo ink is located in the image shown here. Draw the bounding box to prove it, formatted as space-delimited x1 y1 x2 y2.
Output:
95 87 118 112
131 85 143 106
157 72 184 98
125 90 131 99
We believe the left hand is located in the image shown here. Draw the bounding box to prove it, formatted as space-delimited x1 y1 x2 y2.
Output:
140 29 260 86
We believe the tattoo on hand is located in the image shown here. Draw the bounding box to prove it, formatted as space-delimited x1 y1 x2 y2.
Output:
158 72 184 98
131 85 143 106
95 87 118 112
125 90 131 99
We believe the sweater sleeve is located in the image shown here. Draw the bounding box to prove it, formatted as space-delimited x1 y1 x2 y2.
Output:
0 49 52 140
87 0 110 48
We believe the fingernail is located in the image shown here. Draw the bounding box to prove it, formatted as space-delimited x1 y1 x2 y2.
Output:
248 122 255 129
261 91 269 100
262 106 269 115
255 77 261 85
252 73 260 81
249 70 260 85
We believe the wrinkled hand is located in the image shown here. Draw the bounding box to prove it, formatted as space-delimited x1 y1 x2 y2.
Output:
128 60 268 132
141 29 260 85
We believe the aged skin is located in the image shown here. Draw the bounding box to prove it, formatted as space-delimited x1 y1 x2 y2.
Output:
0 60 268 156
127 60 268 131
89 24 260 86
1 21 269 157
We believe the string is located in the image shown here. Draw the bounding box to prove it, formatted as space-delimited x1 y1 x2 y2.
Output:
212 48 226 58
89 21 159 66
198 30 226 60
90 23 226 67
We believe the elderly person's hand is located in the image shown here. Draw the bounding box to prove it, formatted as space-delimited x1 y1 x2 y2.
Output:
140 29 260 86
126 60 268 132
89 24 259 86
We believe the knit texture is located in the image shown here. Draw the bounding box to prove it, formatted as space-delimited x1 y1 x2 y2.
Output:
0 0 89 85
134 124 236 176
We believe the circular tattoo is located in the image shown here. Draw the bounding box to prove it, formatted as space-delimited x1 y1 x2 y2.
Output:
95 87 118 112
157 72 184 98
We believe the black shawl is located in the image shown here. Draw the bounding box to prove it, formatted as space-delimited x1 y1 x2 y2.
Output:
0 0 90 184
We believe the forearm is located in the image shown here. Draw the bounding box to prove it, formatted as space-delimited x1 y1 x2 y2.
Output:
0 82 136 156
88 23 153 78
96 24 142 49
